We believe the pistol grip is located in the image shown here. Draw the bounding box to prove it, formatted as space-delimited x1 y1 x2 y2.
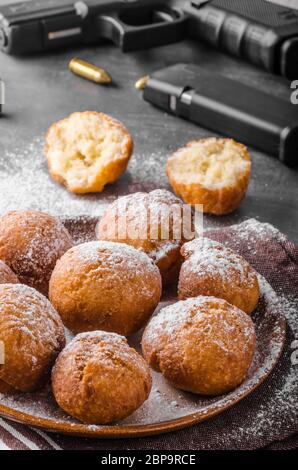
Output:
96 8 187 52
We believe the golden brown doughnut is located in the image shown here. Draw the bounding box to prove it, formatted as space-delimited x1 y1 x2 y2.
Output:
45 111 133 193
49 241 162 336
166 138 251 215
178 237 260 315
0 260 19 284
0 284 65 392
52 331 152 424
0 210 73 296
142 296 256 396
96 189 195 285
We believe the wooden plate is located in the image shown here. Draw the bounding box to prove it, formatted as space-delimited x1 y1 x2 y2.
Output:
0 216 286 439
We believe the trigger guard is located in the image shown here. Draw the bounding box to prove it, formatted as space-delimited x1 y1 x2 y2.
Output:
96 8 187 52
96 15 126 48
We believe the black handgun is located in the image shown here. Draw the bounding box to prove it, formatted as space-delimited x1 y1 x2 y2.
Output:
1 0 298 80
186 0 298 80
0 0 187 54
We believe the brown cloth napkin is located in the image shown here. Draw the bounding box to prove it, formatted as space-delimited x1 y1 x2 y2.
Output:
0 219 297 450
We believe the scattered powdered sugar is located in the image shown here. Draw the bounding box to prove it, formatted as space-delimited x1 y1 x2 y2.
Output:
226 218 287 253
0 127 296 446
0 211 298 448
0 137 109 218
124 151 169 194
0 267 286 439
204 285 297 450
0 137 169 218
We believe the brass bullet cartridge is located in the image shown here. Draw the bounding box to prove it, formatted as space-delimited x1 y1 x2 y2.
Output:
69 58 112 84
135 75 150 91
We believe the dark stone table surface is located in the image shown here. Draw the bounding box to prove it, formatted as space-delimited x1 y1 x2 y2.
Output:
0 0 297 242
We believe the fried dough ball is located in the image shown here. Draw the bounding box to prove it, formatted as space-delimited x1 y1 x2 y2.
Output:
96 189 195 285
166 138 251 215
49 241 162 336
0 284 65 392
0 210 73 296
0 380 15 394
178 237 259 315
52 331 152 424
142 296 256 396
0 261 19 284
45 111 133 193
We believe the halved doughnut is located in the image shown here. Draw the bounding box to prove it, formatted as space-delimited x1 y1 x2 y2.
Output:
166 138 251 215
45 111 133 193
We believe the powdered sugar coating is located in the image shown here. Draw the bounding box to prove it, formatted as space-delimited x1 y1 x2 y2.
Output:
55 331 149 378
0 219 287 446
142 296 256 395
144 296 254 345
98 189 192 260
0 284 65 392
75 240 159 273
0 210 73 295
52 330 151 424
49 241 162 335
97 189 195 285
182 237 256 286
69 241 160 300
179 237 260 315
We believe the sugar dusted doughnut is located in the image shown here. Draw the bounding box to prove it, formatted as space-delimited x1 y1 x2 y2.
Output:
0 210 73 295
52 331 152 424
166 138 251 215
142 297 256 396
0 284 65 392
0 260 18 284
96 189 195 285
178 237 259 315
45 111 133 193
49 241 162 336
